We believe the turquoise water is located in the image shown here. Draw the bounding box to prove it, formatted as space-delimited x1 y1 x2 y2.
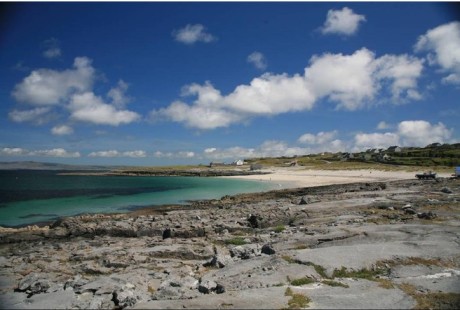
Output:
0 170 274 227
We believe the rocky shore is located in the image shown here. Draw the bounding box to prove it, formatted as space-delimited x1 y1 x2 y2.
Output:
1 178 459 309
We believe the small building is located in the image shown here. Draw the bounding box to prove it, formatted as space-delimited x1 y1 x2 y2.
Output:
232 159 244 166
383 154 391 161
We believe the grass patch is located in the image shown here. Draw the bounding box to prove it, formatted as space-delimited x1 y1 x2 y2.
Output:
379 256 456 268
289 276 315 286
224 237 247 245
332 266 383 281
376 279 395 289
301 262 329 279
282 255 297 264
274 225 286 233
285 287 311 309
398 283 460 309
321 280 349 288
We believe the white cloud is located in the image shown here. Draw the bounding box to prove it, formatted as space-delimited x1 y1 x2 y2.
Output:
397 120 452 146
51 124 74 136
88 150 147 158
68 92 140 126
298 130 338 145
202 140 311 161
321 7 366 36
0 147 30 156
354 132 400 150
377 121 392 130
204 147 217 154
8 107 53 125
354 120 454 150
153 150 194 158
107 80 131 108
247 52 267 70
42 38 61 59
31 148 81 158
151 48 424 130
172 24 216 44
415 21 460 84
12 57 95 105
374 54 424 101
0 147 80 158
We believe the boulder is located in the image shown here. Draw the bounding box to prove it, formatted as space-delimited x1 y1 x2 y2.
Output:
441 187 453 194
261 244 276 255
198 279 217 294
203 254 233 268
17 273 50 296
247 214 260 228
162 228 172 239
230 245 259 260
299 196 319 205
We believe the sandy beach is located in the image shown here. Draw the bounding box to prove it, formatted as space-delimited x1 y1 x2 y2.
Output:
225 167 453 188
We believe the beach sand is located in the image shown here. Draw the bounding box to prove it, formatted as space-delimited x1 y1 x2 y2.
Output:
224 167 452 188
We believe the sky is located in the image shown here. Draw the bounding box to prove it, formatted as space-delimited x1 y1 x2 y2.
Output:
0 2 459 166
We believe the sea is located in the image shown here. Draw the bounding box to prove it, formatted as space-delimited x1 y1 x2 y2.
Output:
0 170 274 227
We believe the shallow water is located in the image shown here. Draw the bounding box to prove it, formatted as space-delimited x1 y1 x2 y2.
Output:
0 170 274 227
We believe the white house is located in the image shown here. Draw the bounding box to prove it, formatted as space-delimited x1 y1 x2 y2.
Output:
233 159 244 166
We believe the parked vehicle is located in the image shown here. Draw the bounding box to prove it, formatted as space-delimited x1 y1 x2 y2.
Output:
415 171 437 180
454 167 460 179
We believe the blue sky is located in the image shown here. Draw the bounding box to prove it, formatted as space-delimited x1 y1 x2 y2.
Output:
1 2 459 166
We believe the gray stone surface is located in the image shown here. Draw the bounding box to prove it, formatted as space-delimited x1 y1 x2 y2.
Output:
0 178 459 309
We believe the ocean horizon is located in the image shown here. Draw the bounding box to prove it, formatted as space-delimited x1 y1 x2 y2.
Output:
0 170 274 227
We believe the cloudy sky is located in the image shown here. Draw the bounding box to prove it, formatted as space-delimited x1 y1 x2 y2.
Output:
1 2 459 165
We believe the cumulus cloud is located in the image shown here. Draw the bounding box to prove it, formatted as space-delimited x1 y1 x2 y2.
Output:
51 124 74 136
12 57 94 105
321 7 366 36
10 57 139 128
0 147 80 158
8 107 53 125
415 21 460 84
397 120 453 146
68 92 140 126
151 48 424 129
354 120 454 150
172 24 216 44
88 150 147 158
354 132 400 150
247 52 267 70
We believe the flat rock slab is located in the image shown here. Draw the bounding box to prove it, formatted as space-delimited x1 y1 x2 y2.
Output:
133 286 290 309
299 279 416 309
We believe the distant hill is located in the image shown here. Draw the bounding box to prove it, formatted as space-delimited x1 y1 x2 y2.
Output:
245 143 460 169
0 161 115 171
